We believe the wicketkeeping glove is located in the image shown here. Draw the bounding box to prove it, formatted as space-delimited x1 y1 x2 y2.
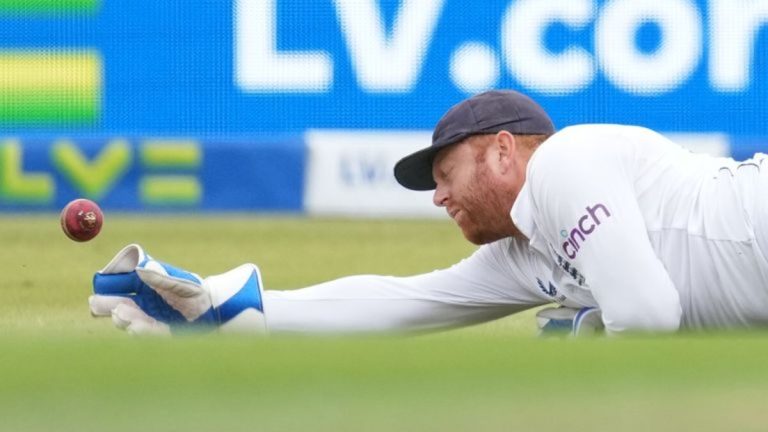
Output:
536 306 604 337
89 244 266 335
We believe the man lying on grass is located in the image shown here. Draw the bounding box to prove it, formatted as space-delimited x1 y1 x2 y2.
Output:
89 90 768 336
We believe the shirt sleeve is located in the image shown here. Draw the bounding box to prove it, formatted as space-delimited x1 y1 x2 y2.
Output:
527 128 682 333
263 239 548 334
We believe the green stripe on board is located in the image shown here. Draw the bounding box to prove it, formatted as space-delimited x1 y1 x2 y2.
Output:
0 0 98 14
0 90 98 124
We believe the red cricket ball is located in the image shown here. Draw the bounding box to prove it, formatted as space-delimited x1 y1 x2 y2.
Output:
60 198 104 242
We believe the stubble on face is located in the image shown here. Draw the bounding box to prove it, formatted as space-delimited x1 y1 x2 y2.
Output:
455 141 519 245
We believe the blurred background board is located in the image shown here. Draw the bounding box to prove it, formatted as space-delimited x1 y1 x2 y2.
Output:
0 0 766 214
0 0 765 135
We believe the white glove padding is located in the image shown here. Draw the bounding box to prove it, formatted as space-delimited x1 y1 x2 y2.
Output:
536 306 604 337
90 244 267 335
111 301 172 336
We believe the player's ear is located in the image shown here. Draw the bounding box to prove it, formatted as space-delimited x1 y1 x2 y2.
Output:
494 131 516 167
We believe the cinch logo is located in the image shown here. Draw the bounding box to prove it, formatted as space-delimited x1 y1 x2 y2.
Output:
560 203 611 259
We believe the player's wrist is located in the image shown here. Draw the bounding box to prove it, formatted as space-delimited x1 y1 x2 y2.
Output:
536 306 604 337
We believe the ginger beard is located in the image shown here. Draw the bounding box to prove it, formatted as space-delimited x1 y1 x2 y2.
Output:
453 153 518 245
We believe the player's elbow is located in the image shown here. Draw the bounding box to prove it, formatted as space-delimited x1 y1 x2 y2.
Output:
640 305 682 332
604 302 681 334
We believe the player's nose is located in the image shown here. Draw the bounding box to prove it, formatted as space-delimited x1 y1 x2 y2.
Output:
433 184 448 207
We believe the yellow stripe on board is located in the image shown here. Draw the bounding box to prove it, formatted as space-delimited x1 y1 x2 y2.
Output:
0 51 101 91
0 51 101 123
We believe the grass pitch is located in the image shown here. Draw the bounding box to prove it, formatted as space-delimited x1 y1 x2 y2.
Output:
1 214 767 432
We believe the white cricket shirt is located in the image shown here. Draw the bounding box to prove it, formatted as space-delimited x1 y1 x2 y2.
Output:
264 124 768 336
511 124 768 333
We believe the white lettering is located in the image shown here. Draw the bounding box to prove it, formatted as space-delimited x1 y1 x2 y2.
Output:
596 0 702 95
232 0 763 97
334 0 444 92
710 0 768 91
449 42 499 93
501 0 595 94
235 0 333 92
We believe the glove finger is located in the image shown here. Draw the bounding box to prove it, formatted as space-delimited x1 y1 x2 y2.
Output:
89 295 137 317
112 302 154 331
127 320 171 336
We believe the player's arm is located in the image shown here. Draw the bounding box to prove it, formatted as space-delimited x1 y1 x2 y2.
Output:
525 128 681 334
90 239 548 335
263 238 548 334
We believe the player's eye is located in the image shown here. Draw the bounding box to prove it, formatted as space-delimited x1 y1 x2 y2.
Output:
443 165 455 180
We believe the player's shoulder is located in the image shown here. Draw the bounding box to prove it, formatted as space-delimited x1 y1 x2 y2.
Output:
531 124 665 168
544 124 664 148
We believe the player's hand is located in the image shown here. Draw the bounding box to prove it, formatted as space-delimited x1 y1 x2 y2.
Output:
89 244 266 335
536 306 604 337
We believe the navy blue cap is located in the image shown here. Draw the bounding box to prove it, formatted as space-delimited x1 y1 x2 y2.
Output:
393 90 555 191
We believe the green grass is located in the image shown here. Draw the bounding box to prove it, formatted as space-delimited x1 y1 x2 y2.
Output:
1 214 483 333
1 215 766 432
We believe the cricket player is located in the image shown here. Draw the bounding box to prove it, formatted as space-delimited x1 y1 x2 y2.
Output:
89 90 768 336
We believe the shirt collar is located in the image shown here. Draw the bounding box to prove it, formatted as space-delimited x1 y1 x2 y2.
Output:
510 181 536 241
